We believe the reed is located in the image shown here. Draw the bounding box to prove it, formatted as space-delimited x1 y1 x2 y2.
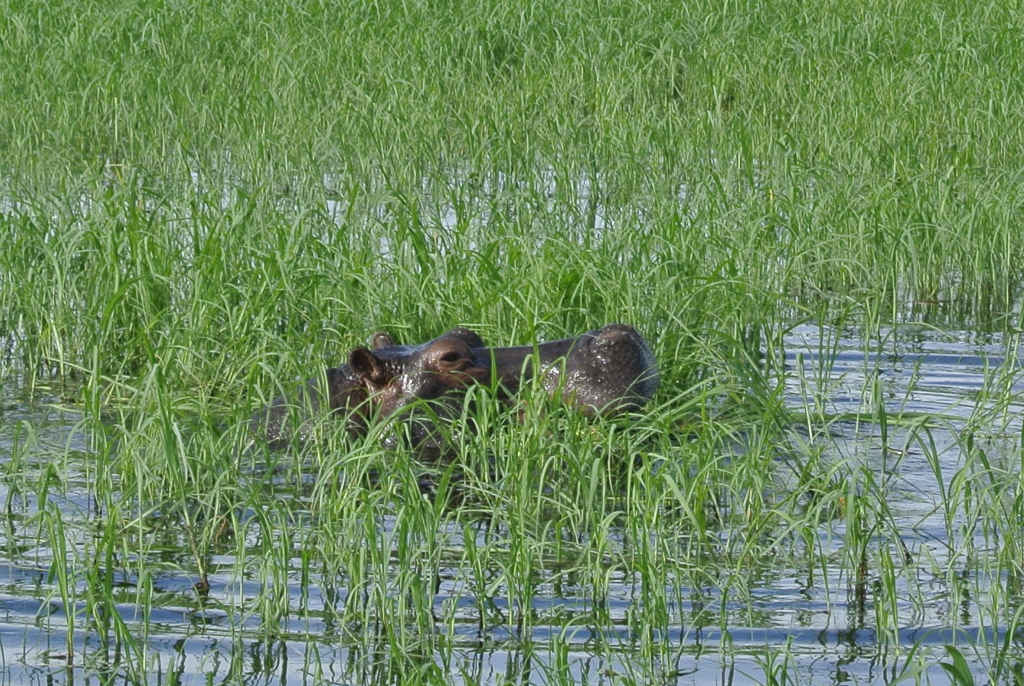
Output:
2 0 1023 682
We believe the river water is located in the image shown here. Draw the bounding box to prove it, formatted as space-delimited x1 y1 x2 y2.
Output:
1 322 1022 684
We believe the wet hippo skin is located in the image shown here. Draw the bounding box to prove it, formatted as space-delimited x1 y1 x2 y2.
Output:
251 324 658 449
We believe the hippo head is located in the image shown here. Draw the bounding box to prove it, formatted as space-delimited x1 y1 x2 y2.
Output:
347 328 492 451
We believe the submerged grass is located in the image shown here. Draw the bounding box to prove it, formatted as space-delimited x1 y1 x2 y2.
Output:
2 0 1024 682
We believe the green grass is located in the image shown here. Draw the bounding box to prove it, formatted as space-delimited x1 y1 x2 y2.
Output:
3 0 1024 682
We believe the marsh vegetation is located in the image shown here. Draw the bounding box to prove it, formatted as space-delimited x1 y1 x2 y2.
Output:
2 0 1024 683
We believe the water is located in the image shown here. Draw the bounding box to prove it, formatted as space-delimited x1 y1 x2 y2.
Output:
2 323 1023 684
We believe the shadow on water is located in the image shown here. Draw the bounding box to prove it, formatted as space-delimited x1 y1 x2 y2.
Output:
3 322 1024 684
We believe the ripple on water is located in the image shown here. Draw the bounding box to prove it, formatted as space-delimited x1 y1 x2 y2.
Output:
2 324 1022 684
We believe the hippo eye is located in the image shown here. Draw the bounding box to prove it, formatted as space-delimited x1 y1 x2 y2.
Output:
439 350 461 364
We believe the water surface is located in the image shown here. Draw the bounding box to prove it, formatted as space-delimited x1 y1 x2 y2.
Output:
2 322 1023 684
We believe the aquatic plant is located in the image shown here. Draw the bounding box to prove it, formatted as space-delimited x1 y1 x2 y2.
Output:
2 0 1023 682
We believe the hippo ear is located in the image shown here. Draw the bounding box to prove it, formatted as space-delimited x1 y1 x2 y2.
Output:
349 348 390 385
370 332 395 349
446 327 486 349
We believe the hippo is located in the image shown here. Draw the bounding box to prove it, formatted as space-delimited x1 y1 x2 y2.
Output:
251 324 659 450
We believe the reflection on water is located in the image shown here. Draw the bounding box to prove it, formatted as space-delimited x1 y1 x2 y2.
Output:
2 323 1023 684
783 322 1024 419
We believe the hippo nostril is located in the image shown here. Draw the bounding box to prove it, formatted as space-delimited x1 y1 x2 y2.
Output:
439 351 461 364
